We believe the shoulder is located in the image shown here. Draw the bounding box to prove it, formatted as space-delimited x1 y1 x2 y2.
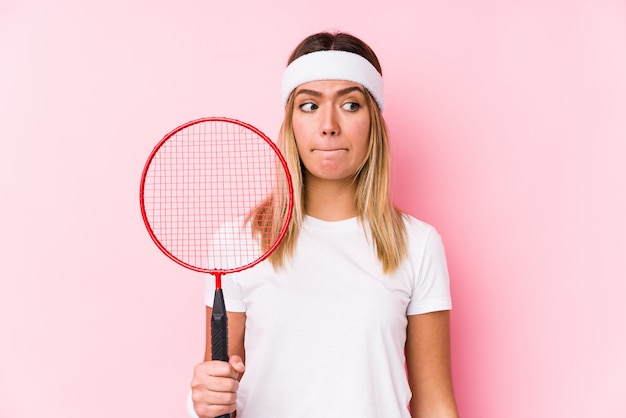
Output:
402 214 442 245
399 214 448 270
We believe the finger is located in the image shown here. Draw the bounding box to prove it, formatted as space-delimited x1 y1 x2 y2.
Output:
193 385 238 404
229 355 246 374
191 373 239 394
191 387 237 418
195 360 240 380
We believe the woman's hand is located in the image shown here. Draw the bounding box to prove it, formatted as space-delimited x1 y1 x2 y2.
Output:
191 355 246 418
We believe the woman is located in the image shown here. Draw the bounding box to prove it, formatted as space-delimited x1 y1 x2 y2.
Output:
189 31 459 418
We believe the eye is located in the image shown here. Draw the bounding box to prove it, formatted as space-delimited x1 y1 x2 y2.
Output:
299 102 318 112
342 102 361 112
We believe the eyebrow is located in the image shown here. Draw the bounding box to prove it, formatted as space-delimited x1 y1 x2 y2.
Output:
295 85 366 99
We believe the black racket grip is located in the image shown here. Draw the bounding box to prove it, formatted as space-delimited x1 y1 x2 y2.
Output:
211 289 229 362
211 289 231 418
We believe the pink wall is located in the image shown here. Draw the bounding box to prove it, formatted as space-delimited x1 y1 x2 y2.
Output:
1 1 625 417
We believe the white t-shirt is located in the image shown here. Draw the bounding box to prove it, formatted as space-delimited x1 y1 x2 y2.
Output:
204 215 452 418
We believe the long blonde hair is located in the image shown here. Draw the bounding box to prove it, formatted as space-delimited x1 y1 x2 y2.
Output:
254 32 407 274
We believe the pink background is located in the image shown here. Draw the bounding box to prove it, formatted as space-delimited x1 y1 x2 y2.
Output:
1 1 625 417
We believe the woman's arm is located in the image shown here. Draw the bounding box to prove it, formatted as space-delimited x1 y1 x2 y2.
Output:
406 310 459 418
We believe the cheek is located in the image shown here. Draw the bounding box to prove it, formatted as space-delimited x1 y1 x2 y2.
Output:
292 119 311 151
354 123 371 160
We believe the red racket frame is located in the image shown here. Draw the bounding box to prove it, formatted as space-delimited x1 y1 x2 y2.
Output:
139 116 294 285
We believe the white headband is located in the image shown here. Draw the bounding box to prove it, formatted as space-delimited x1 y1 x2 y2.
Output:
281 50 384 111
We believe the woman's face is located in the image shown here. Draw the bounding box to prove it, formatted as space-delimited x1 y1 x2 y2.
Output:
291 80 371 184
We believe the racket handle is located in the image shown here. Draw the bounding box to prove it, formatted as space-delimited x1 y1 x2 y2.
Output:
211 289 230 418
211 288 229 362
212 289 231 418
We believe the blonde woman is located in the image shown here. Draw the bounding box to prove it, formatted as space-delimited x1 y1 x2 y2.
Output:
190 32 459 418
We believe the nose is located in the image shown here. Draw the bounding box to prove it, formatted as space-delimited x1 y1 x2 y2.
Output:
321 107 340 137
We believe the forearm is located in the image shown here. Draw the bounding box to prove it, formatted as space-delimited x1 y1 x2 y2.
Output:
406 311 459 418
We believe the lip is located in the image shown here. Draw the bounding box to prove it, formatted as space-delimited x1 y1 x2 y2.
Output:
312 148 348 152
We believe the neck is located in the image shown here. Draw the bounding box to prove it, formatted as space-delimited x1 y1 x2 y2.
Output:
303 175 358 221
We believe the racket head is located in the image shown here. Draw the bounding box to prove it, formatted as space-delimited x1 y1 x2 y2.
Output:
140 117 294 275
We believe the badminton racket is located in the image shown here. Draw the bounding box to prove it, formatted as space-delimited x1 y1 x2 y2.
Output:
139 117 293 418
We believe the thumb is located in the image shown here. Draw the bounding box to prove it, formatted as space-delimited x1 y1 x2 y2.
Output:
229 355 246 374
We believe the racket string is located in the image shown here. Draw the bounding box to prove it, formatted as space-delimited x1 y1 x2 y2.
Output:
142 120 291 272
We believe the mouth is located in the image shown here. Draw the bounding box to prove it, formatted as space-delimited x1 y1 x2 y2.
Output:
312 148 348 152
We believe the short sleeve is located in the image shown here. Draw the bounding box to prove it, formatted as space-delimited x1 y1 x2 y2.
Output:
406 227 452 315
